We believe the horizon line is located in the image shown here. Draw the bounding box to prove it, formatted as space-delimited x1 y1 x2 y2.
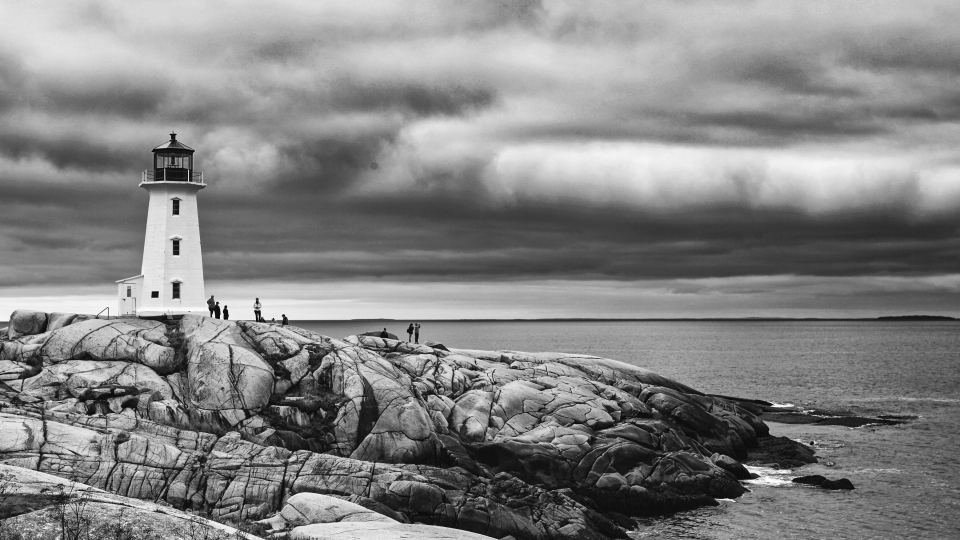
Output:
1 315 956 326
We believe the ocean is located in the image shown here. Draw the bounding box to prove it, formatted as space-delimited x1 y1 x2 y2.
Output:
292 319 960 540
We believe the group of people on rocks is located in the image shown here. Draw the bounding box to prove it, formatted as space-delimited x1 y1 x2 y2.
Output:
379 323 422 343
407 322 421 343
202 296 418 338
206 296 229 320
207 295 287 326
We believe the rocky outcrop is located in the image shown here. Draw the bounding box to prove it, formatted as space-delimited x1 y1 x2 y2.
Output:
744 435 817 469
0 309 775 539
792 475 855 490
0 463 262 539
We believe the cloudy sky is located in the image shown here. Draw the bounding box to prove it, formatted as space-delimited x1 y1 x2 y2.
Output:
2 0 959 319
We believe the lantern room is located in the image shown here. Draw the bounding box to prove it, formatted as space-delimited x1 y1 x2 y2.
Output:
146 132 201 183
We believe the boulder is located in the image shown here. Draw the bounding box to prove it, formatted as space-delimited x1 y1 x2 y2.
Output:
289 522 495 539
239 321 319 361
182 316 274 410
360 331 400 341
7 310 48 339
711 453 753 480
20 360 173 403
746 436 817 468
424 340 450 351
24 319 178 374
316 346 440 463
260 492 396 530
792 475 855 490
46 312 95 332
820 478 855 490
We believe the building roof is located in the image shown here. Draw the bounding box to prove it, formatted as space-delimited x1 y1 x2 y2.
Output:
116 274 144 283
152 133 195 154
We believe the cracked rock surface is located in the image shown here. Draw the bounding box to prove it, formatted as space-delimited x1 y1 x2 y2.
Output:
1 310 772 539
0 463 262 539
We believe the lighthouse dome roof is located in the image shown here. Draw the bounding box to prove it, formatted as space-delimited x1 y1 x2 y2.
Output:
152 133 195 154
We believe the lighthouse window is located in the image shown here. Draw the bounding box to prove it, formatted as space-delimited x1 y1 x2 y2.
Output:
172 199 180 215
151 291 159 298
158 154 192 169
172 282 181 299
172 239 180 256
126 286 132 298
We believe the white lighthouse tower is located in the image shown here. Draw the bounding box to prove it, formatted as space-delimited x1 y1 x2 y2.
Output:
117 133 207 317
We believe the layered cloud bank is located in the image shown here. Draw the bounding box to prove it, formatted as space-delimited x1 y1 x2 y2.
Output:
1 1 959 316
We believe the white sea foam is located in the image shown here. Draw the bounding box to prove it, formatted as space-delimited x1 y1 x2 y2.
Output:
743 466 797 488
768 402 796 408
891 397 960 404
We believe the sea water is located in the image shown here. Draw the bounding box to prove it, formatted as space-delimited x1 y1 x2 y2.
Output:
293 320 960 539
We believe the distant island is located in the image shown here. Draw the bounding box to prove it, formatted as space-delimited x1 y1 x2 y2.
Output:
876 315 956 321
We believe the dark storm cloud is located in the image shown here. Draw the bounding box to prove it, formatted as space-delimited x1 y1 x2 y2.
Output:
186 181 960 285
0 132 144 173
841 31 960 75
683 110 885 138
735 57 860 98
2 0 960 314
331 80 497 117
37 80 168 119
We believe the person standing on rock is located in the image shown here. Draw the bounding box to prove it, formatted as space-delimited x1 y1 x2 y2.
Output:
223 305 229 320
253 298 262 322
380 327 389 338
407 323 414 342
282 314 289 326
214 301 221 319
414 323 421 344
207 295 216 317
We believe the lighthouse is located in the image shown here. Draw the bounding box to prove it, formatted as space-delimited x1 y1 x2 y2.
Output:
117 133 207 317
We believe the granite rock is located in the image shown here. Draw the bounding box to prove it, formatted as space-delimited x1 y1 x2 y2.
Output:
7 310 49 340
0 463 262 539
0 309 778 539
289 522 495 539
792 474 855 490
260 492 397 531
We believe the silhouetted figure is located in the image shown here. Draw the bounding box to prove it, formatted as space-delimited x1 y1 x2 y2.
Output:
282 314 289 326
214 301 221 319
407 323 414 342
414 323 421 344
380 327 389 338
223 305 229 320
207 295 216 317
270 317 276 323
254 298 262 322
